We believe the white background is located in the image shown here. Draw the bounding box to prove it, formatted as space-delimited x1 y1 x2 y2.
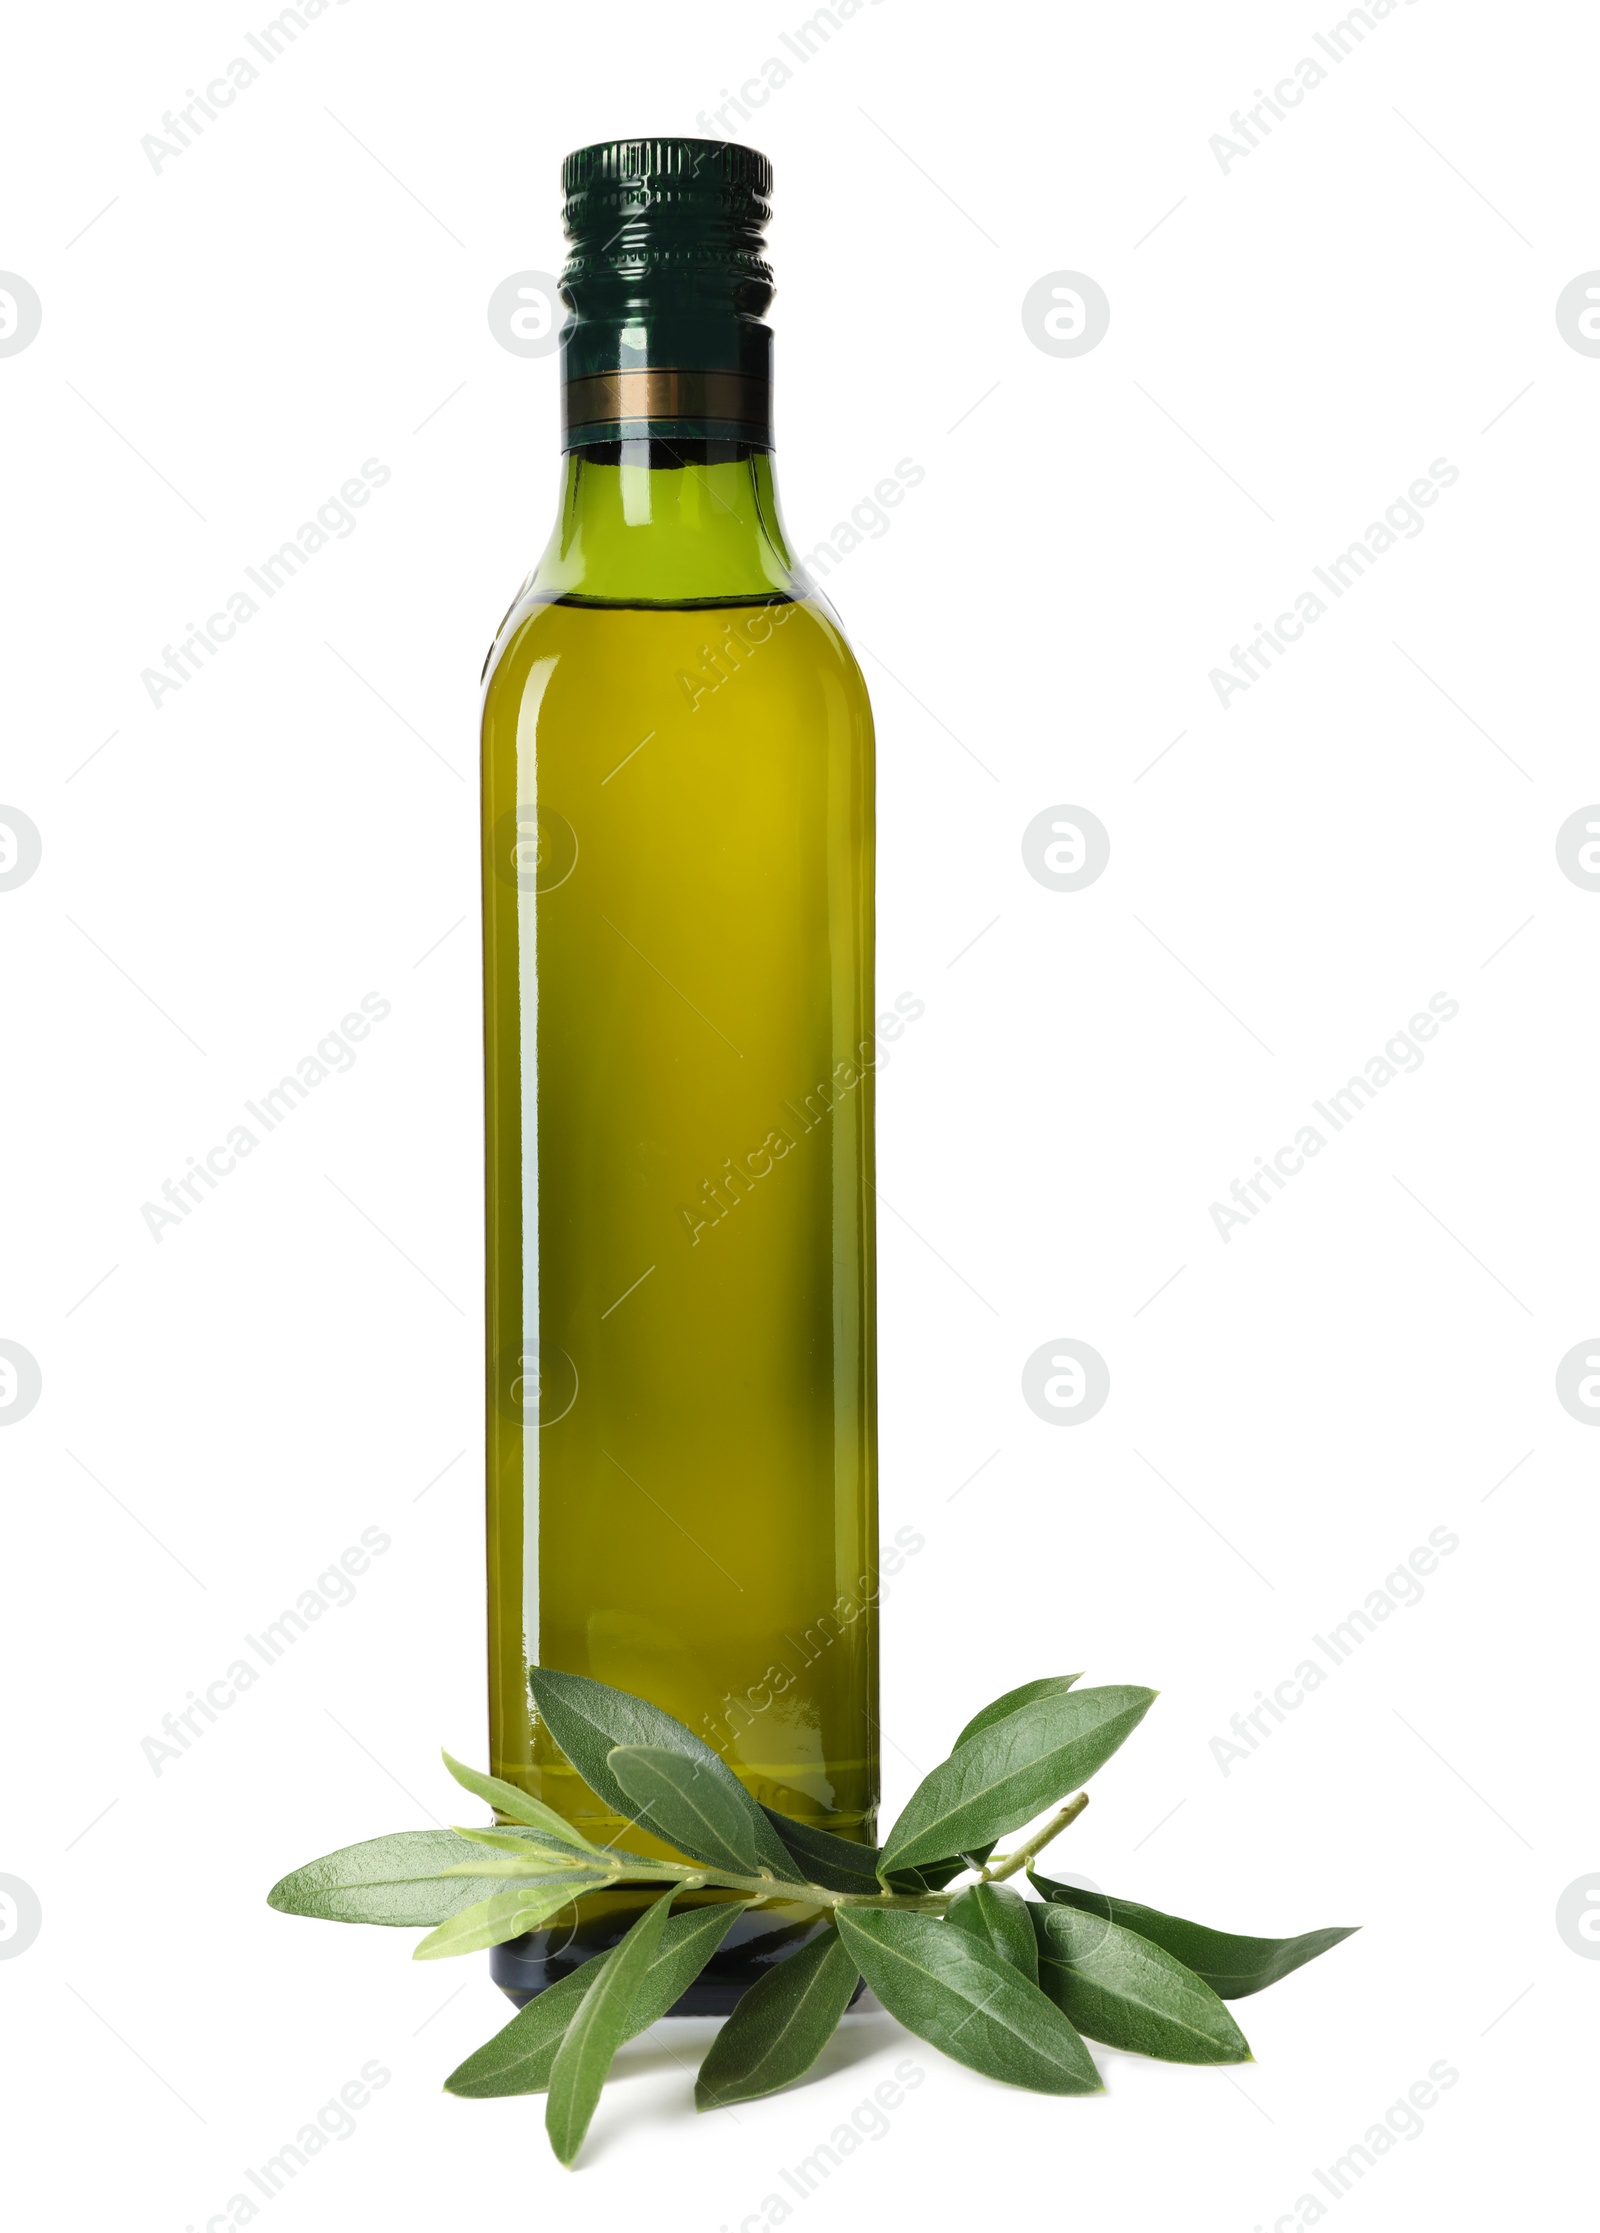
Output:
2 1 1594 2225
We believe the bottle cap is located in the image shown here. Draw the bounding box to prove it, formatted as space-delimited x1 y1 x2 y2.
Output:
558 138 776 451
561 139 772 299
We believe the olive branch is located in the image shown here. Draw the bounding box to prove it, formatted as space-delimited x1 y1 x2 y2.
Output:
269 1665 1355 2166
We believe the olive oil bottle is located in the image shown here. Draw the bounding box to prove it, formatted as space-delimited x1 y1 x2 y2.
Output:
480 140 878 2007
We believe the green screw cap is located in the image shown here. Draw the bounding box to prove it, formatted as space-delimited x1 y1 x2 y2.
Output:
558 138 776 448
561 139 772 298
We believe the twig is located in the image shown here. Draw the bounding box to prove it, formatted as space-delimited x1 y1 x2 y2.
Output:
981 1795 1090 1883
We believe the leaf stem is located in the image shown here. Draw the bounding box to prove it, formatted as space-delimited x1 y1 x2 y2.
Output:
573 1856 946 1912
507 1798 1091 1917
979 1794 1089 1883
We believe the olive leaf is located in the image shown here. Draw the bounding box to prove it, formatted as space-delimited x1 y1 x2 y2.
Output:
884 1852 991 1895
528 1667 795 1879
696 1926 860 2109
1031 1901 1252 2064
609 1746 782 1880
267 1830 526 1927
414 1878 609 1961
436 1825 608 1876
435 1854 596 1881
446 1903 748 2098
1029 1875 1358 1999
878 1685 1156 1879
953 1674 1083 1750
441 1749 605 1854
758 1809 884 1895
835 1909 1101 2095
446 1823 559 1856
546 1889 678 2166
929 1672 1083 1884
946 1881 1038 1982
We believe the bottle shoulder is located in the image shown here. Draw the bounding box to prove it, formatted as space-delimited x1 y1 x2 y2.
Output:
479 443 877 713
481 589 870 724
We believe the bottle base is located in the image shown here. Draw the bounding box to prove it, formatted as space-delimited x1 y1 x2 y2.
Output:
489 1889 859 2016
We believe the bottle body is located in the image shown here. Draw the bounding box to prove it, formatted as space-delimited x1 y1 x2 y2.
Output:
480 441 877 1995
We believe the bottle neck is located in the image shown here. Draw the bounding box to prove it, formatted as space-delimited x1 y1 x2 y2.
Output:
530 443 800 606
541 198 789 606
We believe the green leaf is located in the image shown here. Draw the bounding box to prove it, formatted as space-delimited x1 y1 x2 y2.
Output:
878 1686 1156 1880
441 1750 605 1853
953 1675 1083 1750
526 1666 722 1808
267 1830 530 1927
439 1825 609 1874
414 1878 608 1961
447 1823 558 1855
899 1679 1083 1887
695 1927 860 2109
436 1855 598 1881
1031 1901 1251 2064
445 1902 748 2098
833 1910 1101 2096
608 1746 774 1879
546 1888 678 2166
759 1809 885 1895
528 1667 796 1879
1029 1875 1359 2000
884 1853 983 1894
946 1881 1038 1983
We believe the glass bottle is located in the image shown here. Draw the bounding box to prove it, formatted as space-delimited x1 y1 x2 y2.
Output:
480 139 877 2009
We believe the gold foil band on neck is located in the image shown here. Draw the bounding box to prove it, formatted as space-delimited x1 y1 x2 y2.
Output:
562 367 771 438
